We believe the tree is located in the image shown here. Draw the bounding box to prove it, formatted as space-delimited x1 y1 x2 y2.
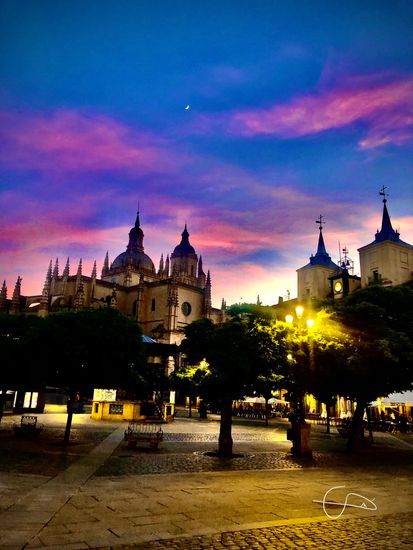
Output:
249 321 288 425
0 313 43 421
180 317 288 456
174 361 209 418
33 308 145 443
326 285 413 451
226 303 276 322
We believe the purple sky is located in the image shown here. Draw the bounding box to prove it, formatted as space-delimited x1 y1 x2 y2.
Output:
1 1 413 306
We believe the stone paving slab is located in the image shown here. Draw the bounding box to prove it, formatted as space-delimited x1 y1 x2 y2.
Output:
1 416 413 549
21 465 412 548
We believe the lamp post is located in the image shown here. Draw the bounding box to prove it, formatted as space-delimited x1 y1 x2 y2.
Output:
285 305 314 457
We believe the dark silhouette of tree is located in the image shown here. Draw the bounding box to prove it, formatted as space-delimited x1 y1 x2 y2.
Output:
0 313 43 421
326 285 413 451
179 317 288 455
33 308 145 443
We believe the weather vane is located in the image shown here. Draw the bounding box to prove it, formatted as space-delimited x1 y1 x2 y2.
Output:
315 214 325 231
379 186 389 202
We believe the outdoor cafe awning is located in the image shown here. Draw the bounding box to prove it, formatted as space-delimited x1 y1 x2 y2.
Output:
370 391 413 407
239 396 289 404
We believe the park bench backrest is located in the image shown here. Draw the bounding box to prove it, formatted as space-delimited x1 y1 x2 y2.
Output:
21 415 38 426
126 422 162 435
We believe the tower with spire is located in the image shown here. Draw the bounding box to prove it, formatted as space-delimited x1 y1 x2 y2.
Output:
170 224 199 284
102 210 156 286
358 188 413 287
296 215 341 301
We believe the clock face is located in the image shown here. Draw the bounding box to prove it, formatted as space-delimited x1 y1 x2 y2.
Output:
334 281 343 293
181 302 192 316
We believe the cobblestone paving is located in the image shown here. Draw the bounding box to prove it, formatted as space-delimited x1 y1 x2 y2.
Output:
162 432 280 442
0 426 113 476
111 513 413 549
96 450 307 476
95 432 413 477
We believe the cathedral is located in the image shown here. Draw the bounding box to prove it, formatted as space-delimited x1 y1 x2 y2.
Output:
2 192 412 334
0 213 223 344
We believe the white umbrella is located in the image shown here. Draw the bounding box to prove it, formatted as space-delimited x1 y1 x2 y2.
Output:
242 396 266 404
380 391 413 406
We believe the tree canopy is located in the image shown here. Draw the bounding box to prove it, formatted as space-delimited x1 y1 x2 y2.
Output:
36 308 146 397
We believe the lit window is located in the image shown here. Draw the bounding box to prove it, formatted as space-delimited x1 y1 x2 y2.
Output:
23 391 38 408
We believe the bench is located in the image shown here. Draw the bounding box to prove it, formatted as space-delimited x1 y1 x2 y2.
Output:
124 422 163 450
337 425 350 437
13 415 43 437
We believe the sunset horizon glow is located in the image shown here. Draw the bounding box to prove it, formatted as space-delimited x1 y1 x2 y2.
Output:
1 1 412 307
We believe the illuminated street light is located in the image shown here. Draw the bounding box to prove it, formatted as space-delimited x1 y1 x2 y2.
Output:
295 305 304 318
285 305 313 457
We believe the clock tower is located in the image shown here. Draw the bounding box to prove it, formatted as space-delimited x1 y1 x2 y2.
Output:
329 247 361 300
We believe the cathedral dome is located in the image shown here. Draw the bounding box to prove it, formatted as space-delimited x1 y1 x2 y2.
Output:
111 250 155 271
110 211 155 273
172 224 196 256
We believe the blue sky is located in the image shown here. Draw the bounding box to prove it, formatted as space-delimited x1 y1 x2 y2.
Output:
1 1 412 305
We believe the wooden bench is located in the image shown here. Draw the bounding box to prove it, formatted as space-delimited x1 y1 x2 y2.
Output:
337 425 350 437
13 415 43 437
124 422 163 450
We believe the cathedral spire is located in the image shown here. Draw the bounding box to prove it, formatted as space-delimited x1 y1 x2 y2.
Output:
91 260 97 280
197 255 206 287
52 258 59 279
62 257 70 279
204 270 212 317
127 209 144 253
39 268 50 316
101 251 109 277
46 259 53 282
158 253 164 275
0 280 7 311
76 259 82 291
10 276 22 315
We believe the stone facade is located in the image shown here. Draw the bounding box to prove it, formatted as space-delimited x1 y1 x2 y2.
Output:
2 213 223 345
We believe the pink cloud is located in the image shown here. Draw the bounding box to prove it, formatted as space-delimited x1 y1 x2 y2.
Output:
194 76 413 149
211 264 296 306
0 109 184 174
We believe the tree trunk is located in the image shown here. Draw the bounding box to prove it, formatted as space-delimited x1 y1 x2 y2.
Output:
218 398 233 457
0 387 6 423
64 390 77 445
298 391 306 423
264 397 269 427
326 405 331 434
64 408 74 445
346 400 366 453
188 396 192 418
366 405 374 442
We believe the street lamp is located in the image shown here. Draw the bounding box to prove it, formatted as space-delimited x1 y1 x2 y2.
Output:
285 305 314 457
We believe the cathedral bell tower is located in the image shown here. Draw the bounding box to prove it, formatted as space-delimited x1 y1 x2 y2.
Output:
170 224 199 284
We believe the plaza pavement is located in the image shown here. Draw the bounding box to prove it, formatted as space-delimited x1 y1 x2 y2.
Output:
0 413 412 549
